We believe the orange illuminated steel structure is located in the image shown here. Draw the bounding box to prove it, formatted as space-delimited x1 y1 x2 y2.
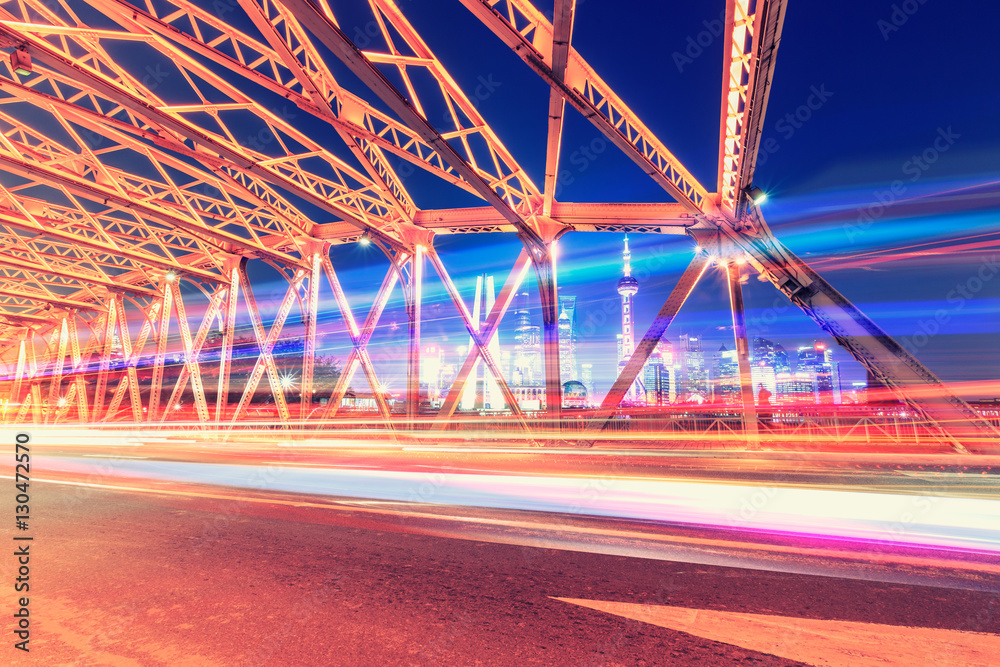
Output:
0 0 994 453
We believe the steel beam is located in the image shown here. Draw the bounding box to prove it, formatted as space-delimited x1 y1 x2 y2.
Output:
427 250 526 421
215 265 240 421
148 283 174 421
105 298 159 422
0 287 101 313
726 261 759 447
232 267 296 423
0 213 221 287
163 287 222 422
406 246 424 423
734 229 1000 453
300 252 321 421
542 0 577 216
319 252 396 425
66 315 91 423
718 0 786 214
434 249 532 424
45 318 69 423
92 299 117 421
460 0 712 216
10 339 26 419
533 246 562 421
279 0 558 254
413 202 696 234
323 258 399 422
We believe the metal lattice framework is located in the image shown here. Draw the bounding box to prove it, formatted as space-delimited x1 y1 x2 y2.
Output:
0 0 995 453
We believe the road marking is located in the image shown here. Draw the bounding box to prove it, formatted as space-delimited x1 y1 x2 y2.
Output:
554 598 1000 666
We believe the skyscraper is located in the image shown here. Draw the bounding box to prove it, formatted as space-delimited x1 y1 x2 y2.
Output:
511 290 541 386
715 343 740 406
798 341 836 404
678 333 708 402
643 343 671 406
558 295 578 383
616 236 642 402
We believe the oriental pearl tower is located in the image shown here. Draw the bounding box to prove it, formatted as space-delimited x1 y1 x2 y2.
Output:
617 235 640 402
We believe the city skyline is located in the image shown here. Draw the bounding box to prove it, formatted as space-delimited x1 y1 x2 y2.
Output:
408 236 861 410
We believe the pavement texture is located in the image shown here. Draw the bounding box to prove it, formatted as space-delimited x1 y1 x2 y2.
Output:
2 477 998 666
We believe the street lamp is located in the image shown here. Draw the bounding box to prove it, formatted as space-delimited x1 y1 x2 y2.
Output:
744 185 767 206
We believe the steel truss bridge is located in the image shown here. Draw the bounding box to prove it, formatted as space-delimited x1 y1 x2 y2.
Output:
0 0 995 454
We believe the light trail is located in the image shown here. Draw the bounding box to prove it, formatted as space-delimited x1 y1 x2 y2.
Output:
23 455 1000 554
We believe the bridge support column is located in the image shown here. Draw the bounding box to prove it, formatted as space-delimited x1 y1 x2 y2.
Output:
8 337 27 423
300 251 322 421
149 280 174 422
67 315 89 423
532 243 562 426
216 259 241 422
406 245 423 426
93 299 116 421
726 259 759 449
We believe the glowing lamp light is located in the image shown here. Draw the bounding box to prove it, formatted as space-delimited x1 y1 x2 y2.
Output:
694 245 702 253
358 231 372 246
11 50 32 76
745 185 767 206
165 271 177 282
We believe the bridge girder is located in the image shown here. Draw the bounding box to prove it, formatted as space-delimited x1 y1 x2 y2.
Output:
0 0 992 452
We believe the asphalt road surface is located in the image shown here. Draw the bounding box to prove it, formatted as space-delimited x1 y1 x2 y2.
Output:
2 471 999 666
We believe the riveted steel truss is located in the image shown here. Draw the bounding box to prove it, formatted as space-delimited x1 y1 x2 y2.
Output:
0 0 993 453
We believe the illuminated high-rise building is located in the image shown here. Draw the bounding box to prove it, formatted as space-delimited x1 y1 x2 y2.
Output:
511 291 541 386
798 341 838 404
558 295 578 383
775 371 815 404
643 343 671 406
616 235 642 402
678 333 708 402
715 344 740 406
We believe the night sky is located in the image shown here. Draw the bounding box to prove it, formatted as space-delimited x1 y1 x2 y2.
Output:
241 1 1000 399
